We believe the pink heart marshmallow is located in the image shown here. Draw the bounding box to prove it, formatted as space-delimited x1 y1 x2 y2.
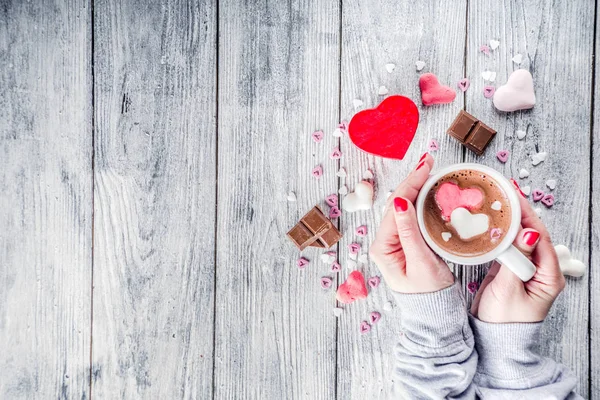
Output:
435 182 484 221
493 69 536 112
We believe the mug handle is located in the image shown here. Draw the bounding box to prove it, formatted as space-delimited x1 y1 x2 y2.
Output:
495 245 537 281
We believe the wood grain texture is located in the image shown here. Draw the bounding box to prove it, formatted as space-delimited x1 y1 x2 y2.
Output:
464 0 594 394
215 1 340 398
0 0 92 398
92 1 217 398
338 1 466 398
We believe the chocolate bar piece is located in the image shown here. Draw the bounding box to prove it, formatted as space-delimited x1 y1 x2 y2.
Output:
446 110 496 156
287 206 342 250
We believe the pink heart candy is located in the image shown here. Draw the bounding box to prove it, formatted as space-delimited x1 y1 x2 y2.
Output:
541 194 554 207
496 150 509 163
483 86 496 98
457 78 470 92
348 242 361 255
330 148 342 160
312 130 324 143
356 225 368 236
493 69 536 112
331 261 341 273
338 121 348 131
297 257 309 269
480 44 491 55
321 276 333 289
325 194 338 207
312 165 323 179
490 228 502 241
532 189 545 202
467 281 479 294
359 321 371 334
428 139 439 151
369 311 381 324
329 206 341 219
367 276 380 288
435 182 484 221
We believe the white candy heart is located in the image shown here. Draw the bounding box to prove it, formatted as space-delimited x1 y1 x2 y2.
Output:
287 191 297 202
346 259 357 269
415 60 426 71
534 208 542 217
546 179 557 190
358 254 368 264
332 128 344 137
516 130 527 140
385 63 396 73
353 99 363 109
441 232 452 242
493 69 536 112
337 167 347 178
481 71 497 82
333 307 343 317
321 252 336 264
491 201 502 211
519 168 530 178
363 169 374 180
383 301 393 312
378 86 389 95
450 207 490 240
521 186 531 196
489 39 500 50
512 54 523 64
339 185 348 195
531 152 547 166
348 252 357 261
342 181 374 212
555 245 586 277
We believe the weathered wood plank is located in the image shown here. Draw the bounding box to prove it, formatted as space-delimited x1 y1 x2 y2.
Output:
0 0 92 398
214 1 341 398
338 1 466 397
91 1 217 398
464 0 594 394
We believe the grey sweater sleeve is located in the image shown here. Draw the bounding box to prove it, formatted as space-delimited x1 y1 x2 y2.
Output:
469 316 582 399
391 281 478 399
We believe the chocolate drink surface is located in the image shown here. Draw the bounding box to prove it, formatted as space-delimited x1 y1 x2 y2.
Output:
423 169 512 257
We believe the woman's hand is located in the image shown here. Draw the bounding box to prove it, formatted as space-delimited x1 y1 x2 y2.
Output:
471 190 565 323
369 154 455 294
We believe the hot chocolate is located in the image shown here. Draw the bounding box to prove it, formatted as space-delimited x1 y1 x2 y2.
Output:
423 169 512 257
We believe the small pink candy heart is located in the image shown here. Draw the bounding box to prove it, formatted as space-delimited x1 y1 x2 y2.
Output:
480 44 491 55
297 257 309 269
541 194 554 207
359 321 371 334
348 242 361 255
490 228 502 241
428 139 439 151
312 130 324 143
321 276 333 289
467 281 479 294
338 121 348 131
484 86 496 98
325 194 338 207
331 261 341 273
532 189 545 202
457 78 470 92
496 150 509 163
329 206 341 219
367 276 380 288
312 165 323 179
330 147 342 160
369 311 381 324
356 225 368 236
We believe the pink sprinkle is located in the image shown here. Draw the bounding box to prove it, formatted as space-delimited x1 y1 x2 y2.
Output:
312 165 323 179
496 150 509 163
490 228 502 241
480 45 491 55
483 86 495 98
541 194 554 207
428 139 439 152
467 281 479 294
367 276 380 288
320 276 333 289
325 194 338 207
369 311 381 324
331 261 341 273
360 321 371 334
338 121 348 131
329 206 341 219
532 189 545 202
457 78 470 92
356 225 368 236
330 147 342 160
348 242 361 255
297 257 309 269
311 130 324 143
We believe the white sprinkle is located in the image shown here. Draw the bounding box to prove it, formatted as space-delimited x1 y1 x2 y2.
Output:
333 307 343 317
489 39 500 50
519 168 530 178
531 152 548 166
546 179 557 190
512 54 523 64
338 185 348 195
287 191 297 202
336 167 347 178
534 208 542 217
353 98 363 109
521 186 531 196
349 252 357 261
441 232 452 242
491 201 502 211
378 86 389 95
346 259 357 269
385 63 396 73
358 254 368 264
320 253 336 264
383 301 393 312
481 71 497 82
415 60 426 71
364 169 374 180
516 130 527 140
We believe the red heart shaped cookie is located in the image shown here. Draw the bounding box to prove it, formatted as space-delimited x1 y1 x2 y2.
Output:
348 95 419 160
435 182 484 221
419 73 456 106
336 271 368 304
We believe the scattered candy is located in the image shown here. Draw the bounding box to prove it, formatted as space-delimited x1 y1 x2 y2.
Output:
415 60 426 71
534 208 542 217
369 312 381 324
287 191 297 202
330 148 342 160
496 150 509 163
383 301 393 312
490 228 502 241
331 261 341 273
325 194 338 207
339 185 348 195
353 99 364 109
378 86 389 95
363 169 374 180
346 259 357 269
332 127 344 137
321 251 336 264
481 71 497 82
312 130 324 143
348 252 356 260
483 86 496 98
541 194 554 208
467 281 479 294
339 122 348 130
385 63 396 73
531 152 547 166
546 179 557 190
512 54 523 64
367 276 380 288
297 257 309 269
356 225 368 236
321 277 333 289
479 44 491 55
428 139 439 151
521 186 531 196
342 181 374 212
516 130 527 140
337 270 368 304
489 39 500 50
441 232 452 242
519 168 530 178
357 254 368 264
333 307 343 317
419 73 456 105
555 245 586 277
329 206 341 219
360 321 371 334
312 165 323 178
532 189 545 202
458 78 470 92
348 242 361 255
336 167 347 178
493 69 536 112
491 201 502 211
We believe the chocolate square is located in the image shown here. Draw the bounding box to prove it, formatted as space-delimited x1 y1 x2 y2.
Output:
287 206 343 250
447 110 478 142
464 121 496 156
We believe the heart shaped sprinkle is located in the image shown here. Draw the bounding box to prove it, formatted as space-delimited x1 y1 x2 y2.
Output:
512 54 523 64
333 307 343 317
450 208 490 240
531 152 547 166
321 251 336 264
325 194 338 207
337 271 368 304
332 127 344 137
493 69 536 112
419 73 456 105
441 232 452 242
353 99 363 109
287 191 297 202
321 277 333 289
360 321 371 334
297 257 309 269
491 201 502 211
480 44 491 55
435 182 484 221
339 121 348 130
489 39 500 50
312 165 323 178
330 148 342 160
357 254 368 264
378 86 389 95
337 167 347 178
496 150 509 163
458 78 470 92
516 130 527 140
339 185 348 195
555 245 586 277
363 169 374 180
521 186 531 196
467 281 479 294
342 181 374 212
546 179 557 190
348 242 361 255
532 189 545 202
385 63 396 73
369 311 381 324
329 206 341 219
534 208 542 217
356 225 368 236
483 86 496 98
367 276 380 288
519 168 530 178
346 259 357 269
428 139 439 151
415 60 426 71
541 194 554 208
490 228 502 241
331 261 341 273
481 71 497 82
383 301 393 311
311 130 324 143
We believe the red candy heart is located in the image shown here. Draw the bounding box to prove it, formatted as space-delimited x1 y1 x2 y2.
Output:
337 271 368 304
435 182 484 221
419 73 456 106
348 95 419 160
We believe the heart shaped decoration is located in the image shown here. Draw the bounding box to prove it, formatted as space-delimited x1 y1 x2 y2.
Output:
311 130 324 143
367 276 380 288
512 54 523 64
330 148 342 160
481 71 497 82
348 95 419 160
441 232 452 242
519 168 530 178
325 194 338 207
480 45 491 55
541 194 554 208
297 257 309 269
450 207 490 240
546 179 557 190
348 242 361 255
359 321 371 334
531 152 547 166
516 130 527 139
489 40 500 50
555 245 586 277
428 139 439 151
490 228 502 241
415 60 426 71
356 225 368 236
336 168 347 178
329 206 341 219
521 186 531 196
491 201 502 211
331 261 341 273
496 150 509 163
467 281 479 294
342 181 374 212
493 69 536 112
287 191 297 202
369 311 381 324
312 165 323 179
483 86 496 98
458 78 470 92
321 251 336 264
321 277 333 289
336 271 368 304
435 182 484 221
532 189 545 202
419 73 456 106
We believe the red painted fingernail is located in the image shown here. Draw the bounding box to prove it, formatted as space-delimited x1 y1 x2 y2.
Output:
523 231 540 246
416 161 425 170
510 178 526 198
394 197 408 212
419 153 427 162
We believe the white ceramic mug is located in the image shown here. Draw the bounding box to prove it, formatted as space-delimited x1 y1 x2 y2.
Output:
415 163 536 281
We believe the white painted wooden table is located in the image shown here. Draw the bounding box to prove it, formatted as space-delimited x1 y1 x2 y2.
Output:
1 0 598 398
